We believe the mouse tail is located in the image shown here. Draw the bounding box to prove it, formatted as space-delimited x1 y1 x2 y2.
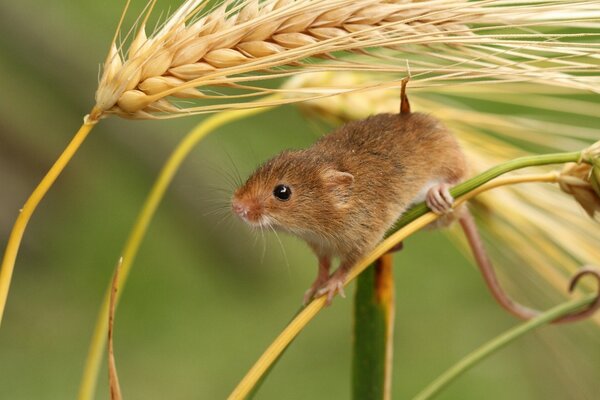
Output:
458 208 600 324
400 77 411 115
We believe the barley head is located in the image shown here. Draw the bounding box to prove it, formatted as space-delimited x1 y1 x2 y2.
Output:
91 0 600 120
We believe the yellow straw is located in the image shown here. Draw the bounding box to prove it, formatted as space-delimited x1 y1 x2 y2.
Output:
0 117 97 326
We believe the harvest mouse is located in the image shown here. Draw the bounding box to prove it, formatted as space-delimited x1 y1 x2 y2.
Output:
231 80 598 323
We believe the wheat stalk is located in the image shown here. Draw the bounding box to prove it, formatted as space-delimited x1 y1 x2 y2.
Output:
92 0 600 120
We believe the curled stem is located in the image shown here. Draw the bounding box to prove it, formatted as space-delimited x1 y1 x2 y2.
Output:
559 267 600 323
0 117 97 326
78 96 280 400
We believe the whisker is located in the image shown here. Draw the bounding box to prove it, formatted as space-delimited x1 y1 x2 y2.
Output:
269 224 291 280
223 149 245 188
259 224 267 265
202 205 231 218
204 163 241 193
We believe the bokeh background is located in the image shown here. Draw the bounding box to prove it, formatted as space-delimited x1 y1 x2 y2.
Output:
0 1 599 399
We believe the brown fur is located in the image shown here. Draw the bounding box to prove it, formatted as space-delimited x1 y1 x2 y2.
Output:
232 112 466 296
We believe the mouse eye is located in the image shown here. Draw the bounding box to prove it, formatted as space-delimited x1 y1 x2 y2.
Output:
273 184 292 201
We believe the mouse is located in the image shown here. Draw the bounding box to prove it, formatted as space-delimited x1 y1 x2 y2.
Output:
231 80 598 323
232 79 466 304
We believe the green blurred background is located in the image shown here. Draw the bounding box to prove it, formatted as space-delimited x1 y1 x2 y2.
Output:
0 1 598 399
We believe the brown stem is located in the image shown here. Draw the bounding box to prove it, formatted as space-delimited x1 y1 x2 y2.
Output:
375 254 395 400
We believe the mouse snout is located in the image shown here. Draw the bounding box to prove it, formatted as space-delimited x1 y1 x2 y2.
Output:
232 199 249 218
231 197 263 224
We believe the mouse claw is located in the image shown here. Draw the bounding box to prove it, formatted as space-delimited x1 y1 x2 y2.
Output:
303 287 317 306
426 182 454 215
302 290 312 306
316 276 346 306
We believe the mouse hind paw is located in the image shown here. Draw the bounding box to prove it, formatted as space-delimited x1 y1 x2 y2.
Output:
315 273 347 306
303 284 322 306
426 182 455 215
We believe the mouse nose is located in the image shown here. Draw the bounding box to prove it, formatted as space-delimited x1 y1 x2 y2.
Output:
232 199 249 219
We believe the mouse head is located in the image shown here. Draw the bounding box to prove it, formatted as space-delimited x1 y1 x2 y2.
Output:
231 150 354 235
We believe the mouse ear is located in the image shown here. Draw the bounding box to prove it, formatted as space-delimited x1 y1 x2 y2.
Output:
322 169 354 208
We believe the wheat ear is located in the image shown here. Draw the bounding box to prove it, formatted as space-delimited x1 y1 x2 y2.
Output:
93 0 600 120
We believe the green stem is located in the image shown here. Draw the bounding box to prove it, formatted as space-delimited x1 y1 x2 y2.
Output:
352 254 395 400
393 151 581 230
412 294 596 400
